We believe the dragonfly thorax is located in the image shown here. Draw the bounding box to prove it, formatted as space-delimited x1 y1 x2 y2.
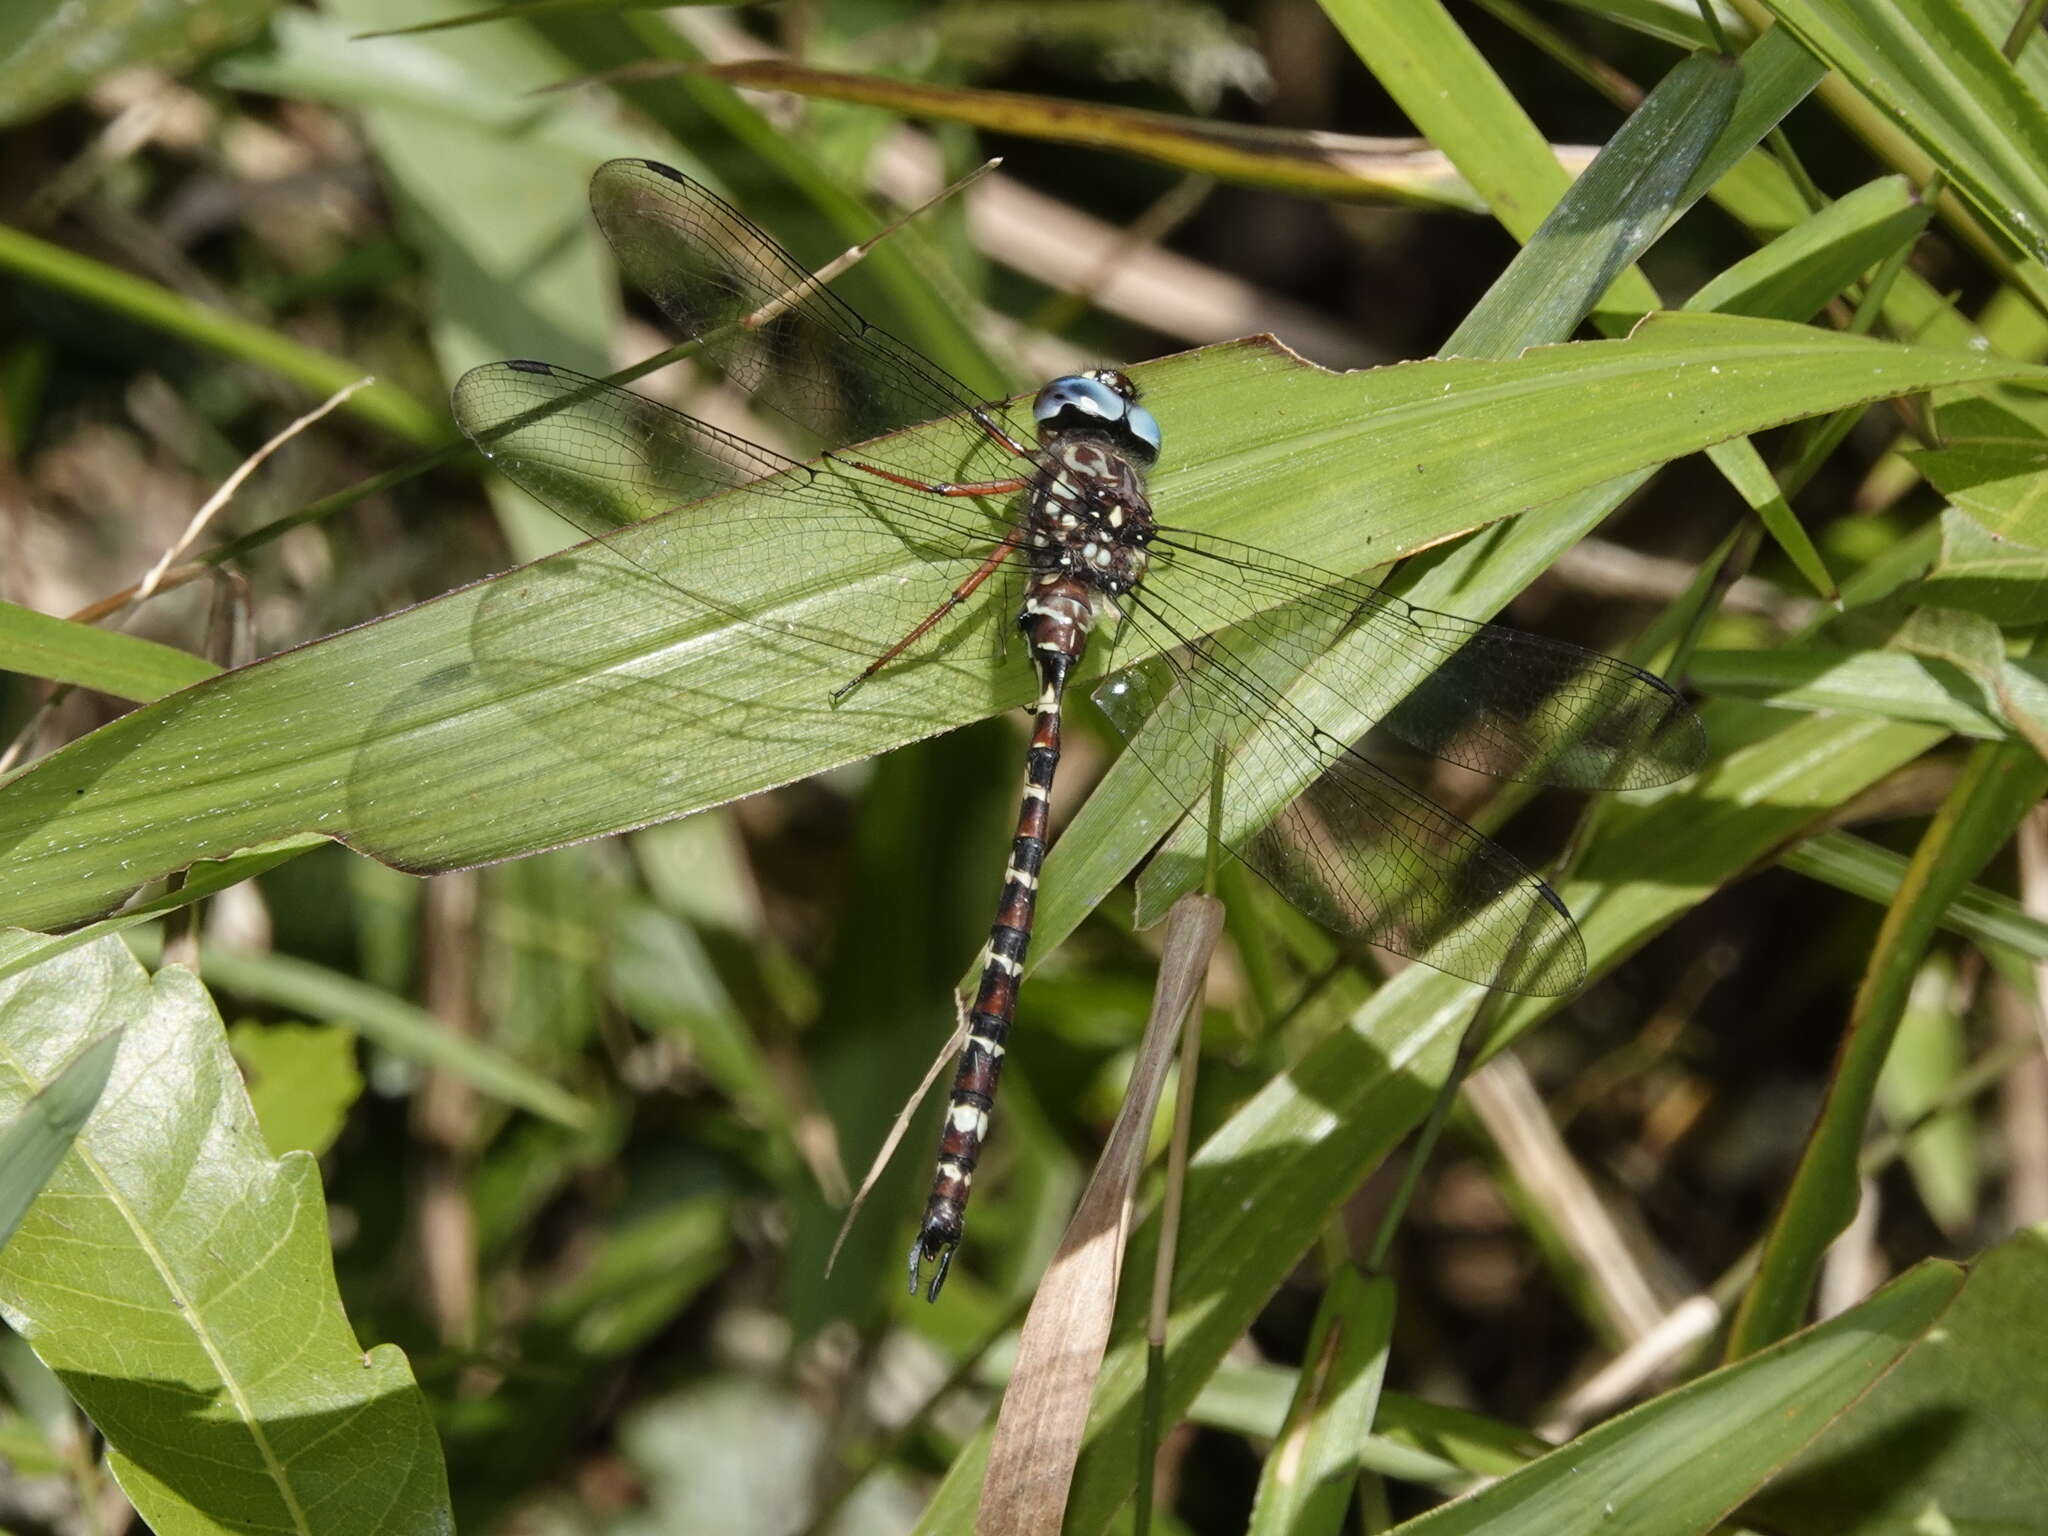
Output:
1026 437 1156 600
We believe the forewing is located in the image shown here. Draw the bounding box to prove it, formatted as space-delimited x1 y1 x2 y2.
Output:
589 158 1033 486
451 360 1018 681
1145 528 1705 791
1095 596 1587 997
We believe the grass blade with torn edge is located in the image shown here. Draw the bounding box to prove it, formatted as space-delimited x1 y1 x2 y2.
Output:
978 894 1224 1536
0 1029 121 1255
7 321 2038 939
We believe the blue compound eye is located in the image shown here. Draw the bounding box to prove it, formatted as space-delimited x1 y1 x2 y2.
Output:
1033 375 1124 426
1032 375 1163 462
1124 403 1163 457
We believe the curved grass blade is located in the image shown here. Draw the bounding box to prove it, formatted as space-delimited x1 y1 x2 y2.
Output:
690 60 1497 210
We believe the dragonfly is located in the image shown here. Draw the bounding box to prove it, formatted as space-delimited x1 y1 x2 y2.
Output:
453 159 1705 1301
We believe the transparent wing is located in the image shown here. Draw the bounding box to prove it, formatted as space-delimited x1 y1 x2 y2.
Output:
589 158 1032 485
1095 594 1589 997
1146 527 1705 791
451 360 1017 672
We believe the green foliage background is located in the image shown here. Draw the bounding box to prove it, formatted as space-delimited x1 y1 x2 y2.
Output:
1 0 2046 1532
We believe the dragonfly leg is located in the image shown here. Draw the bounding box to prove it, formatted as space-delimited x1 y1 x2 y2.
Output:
835 406 1034 496
836 457 1030 498
971 405 1034 458
829 537 1021 702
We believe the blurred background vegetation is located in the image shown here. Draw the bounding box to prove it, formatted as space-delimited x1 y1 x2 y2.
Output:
2 0 2047 1532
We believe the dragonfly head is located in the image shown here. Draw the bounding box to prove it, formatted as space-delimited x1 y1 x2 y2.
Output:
1032 370 1162 465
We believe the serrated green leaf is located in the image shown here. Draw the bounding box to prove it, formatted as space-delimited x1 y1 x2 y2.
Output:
0 933 450 1533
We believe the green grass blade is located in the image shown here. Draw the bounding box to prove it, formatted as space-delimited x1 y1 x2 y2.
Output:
1785 828 2048 961
1446 50 1740 356
0 599 220 703
1318 0 1656 317
1729 735 2048 1356
1745 1228 2048 1530
914 709 1948 1534
0 1028 121 1255
1760 0 2048 265
0 221 443 447
1246 1267 1395 1535
1380 1262 1960 1534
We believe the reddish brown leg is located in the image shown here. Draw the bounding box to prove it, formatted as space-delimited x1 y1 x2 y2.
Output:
830 536 1022 702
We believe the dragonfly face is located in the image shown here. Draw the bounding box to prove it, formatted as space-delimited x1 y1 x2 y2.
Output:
1031 369 1164 464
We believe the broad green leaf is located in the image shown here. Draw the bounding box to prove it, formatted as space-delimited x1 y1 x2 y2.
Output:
1379 1263 1960 1533
0 1029 120 1255
0 934 450 1532
1747 1226 2048 1532
694 59 1492 210
2 320 2039 938
0 600 219 703
1758 0 2048 267
227 1021 362 1158
1731 736 2048 1355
